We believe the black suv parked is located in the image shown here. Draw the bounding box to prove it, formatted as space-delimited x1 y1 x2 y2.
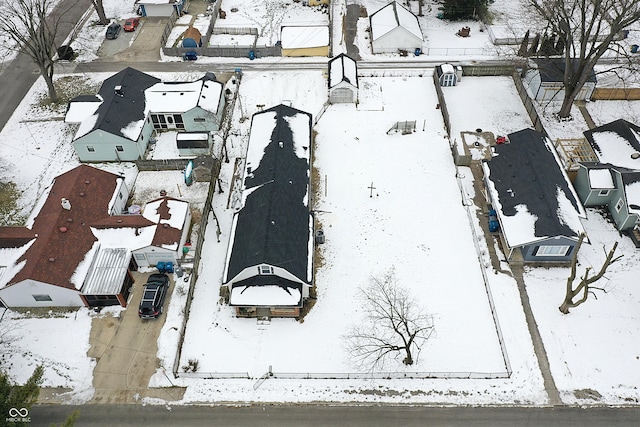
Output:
138 273 169 319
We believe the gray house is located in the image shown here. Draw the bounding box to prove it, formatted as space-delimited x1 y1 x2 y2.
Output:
67 69 225 162
482 128 587 264
222 104 313 318
574 119 640 236
67 67 160 162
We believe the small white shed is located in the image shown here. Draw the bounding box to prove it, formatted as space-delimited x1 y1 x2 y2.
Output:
369 1 423 54
328 53 358 104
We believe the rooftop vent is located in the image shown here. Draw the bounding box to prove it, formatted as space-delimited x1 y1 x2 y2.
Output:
631 152 640 159
115 85 124 97
160 189 167 196
49 258 55 262
59 227 68 233
61 198 71 210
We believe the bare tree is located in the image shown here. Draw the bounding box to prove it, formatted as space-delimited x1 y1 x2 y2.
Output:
0 0 77 103
560 233 622 314
91 0 109 26
529 0 640 118
346 267 435 370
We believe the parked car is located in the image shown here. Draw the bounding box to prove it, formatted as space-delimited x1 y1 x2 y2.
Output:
105 22 122 39
138 273 169 319
123 17 140 32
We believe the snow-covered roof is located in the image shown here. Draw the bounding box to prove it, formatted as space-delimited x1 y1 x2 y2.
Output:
145 79 223 114
65 97 102 124
370 1 423 42
328 53 358 89
230 284 302 306
281 26 329 49
588 168 615 189
483 128 586 248
224 104 313 286
584 119 640 170
143 197 189 230
441 63 455 74
625 179 640 216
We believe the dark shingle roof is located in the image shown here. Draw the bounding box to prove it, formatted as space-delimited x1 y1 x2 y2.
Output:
583 118 640 155
533 58 597 83
485 128 583 241
89 67 160 140
226 104 312 284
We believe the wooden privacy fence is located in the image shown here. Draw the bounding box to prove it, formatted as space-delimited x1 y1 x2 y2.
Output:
591 87 640 100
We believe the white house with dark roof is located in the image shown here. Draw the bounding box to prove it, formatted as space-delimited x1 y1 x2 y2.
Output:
369 1 423 54
222 104 313 318
67 68 225 162
328 53 358 104
482 128 586 264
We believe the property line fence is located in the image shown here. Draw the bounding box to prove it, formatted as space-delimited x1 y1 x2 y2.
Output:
135 158 191 171
511 71 548 136
179 370 511 380
432 71 451 137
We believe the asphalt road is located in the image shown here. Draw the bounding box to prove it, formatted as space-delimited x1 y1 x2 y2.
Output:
0 0 92 133
29 404 640 427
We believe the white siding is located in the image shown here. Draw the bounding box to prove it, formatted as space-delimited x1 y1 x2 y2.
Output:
0 280 83 307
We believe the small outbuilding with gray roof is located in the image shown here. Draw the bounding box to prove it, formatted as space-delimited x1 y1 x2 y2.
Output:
222 104 314 318
482 128 587 264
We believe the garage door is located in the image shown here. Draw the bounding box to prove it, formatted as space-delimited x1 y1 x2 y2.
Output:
330 88 354 104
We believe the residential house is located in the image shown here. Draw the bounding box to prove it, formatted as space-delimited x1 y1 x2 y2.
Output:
67 67 160 162
328 53 358 104
0 165 132 308
523 58 597 101
222 104 314 318
67 68 225 162
369 1 423 54
482 128 587 264
573 119 640 238
281 26 330 57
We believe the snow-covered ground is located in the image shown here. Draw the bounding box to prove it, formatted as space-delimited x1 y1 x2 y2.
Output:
1 0 640 409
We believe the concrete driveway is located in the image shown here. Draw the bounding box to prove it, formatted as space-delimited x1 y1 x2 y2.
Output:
96 18 168 63
88 271 185 403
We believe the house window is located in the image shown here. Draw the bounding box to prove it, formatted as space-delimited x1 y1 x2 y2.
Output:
598 189 610 197
167 116 174 124
116 145 124 152
615 198 624 213
87 146 95 152
258 265 273 275
135 253 146 260
194 117 206 123
174 115 184 129
536 245 570 257
32 294 52 302
151 114 167 129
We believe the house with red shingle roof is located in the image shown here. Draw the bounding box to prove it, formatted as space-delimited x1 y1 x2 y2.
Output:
0 166 192 308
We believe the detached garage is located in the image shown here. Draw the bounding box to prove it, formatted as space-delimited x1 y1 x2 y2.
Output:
328 53 358 104
81 247 134 307
370 1 423 54
135 0 185 17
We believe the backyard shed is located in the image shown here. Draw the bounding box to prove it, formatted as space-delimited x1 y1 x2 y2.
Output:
369 1 423 54
80 247 134 307
176 132 211 156
328 53 358 104
524 58 597 101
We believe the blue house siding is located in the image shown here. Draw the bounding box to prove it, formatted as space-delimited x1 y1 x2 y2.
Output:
521 236 579 263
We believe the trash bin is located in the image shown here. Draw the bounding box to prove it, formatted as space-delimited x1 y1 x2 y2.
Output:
157 261 166 273
175 266 183 278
